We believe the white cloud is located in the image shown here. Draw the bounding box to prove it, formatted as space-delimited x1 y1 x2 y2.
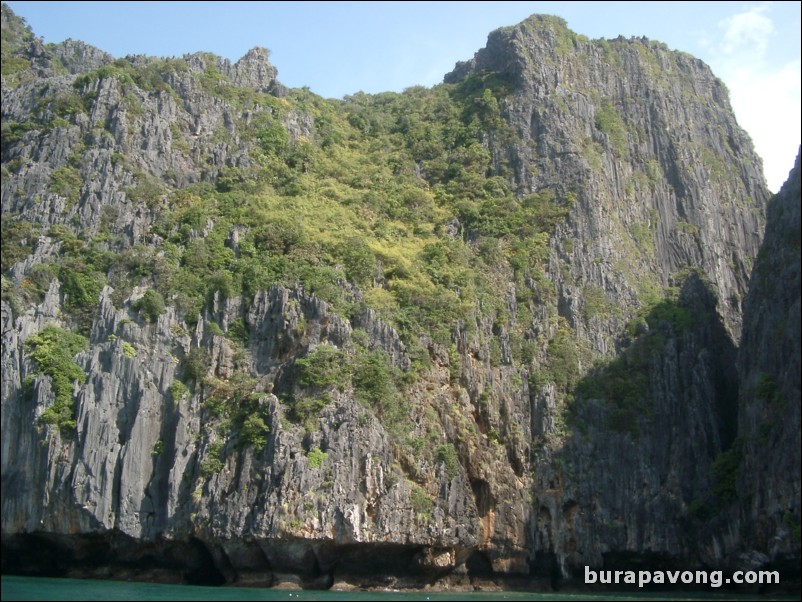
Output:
718 3 774 57
726 59 801 192
706 3 801 191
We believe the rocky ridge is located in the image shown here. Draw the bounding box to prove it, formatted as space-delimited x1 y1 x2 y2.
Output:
1 6 798 591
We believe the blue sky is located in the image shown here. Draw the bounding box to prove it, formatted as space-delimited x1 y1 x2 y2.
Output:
6 1 800 191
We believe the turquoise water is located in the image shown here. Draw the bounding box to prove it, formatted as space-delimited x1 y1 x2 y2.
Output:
1 576 796 601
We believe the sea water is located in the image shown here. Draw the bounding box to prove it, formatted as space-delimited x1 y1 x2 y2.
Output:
1 575 797 601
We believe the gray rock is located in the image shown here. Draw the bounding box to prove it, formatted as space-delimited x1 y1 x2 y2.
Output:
1 5 798 590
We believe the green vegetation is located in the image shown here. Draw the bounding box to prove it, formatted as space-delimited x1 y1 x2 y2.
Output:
2 16 736 499
170 380 189 406
0 8 34 86
21 374 36 401
306 447 328 469
201 371 271 452
133 289 165 323
712 439 742 505
24 325 88 435
754 372 781 405
183 348 210 382
436 443 460 480
73 57 187 95
291 344 348 427
699 146 726 180
126 175 164 208
199 441 224 476
297 344 349 389
574 293 702 435
59 259 105 312
675 221 699 236
594 100 628 157
410 483 434 521
582 285 615 320
352 349 403 417
228 318 249 344
48 166 82 206
15 224 112 331
241 414 269 452
83 64 573 353
542 320 584 392
1 218 36 272
0 49 30 85
0 121 42 149
52 93 87 119
290 339 409 438
518 15 580 58
19 53 573 377
688 498 709 521
646 299 695 333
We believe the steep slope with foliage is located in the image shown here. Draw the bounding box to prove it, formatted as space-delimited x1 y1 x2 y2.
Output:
722 149 800 577
2 5 797 589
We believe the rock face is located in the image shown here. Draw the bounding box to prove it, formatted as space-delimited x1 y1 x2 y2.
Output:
1 5 798 591
447 16 765 342
529 272 741 579
0 284 478 585
725 149 800 574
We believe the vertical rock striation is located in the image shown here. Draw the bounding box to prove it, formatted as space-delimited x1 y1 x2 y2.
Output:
1 5 798 591
724 149 800 575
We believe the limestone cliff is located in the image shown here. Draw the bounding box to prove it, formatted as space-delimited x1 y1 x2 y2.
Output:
1 5 798 590
722 149 800 576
